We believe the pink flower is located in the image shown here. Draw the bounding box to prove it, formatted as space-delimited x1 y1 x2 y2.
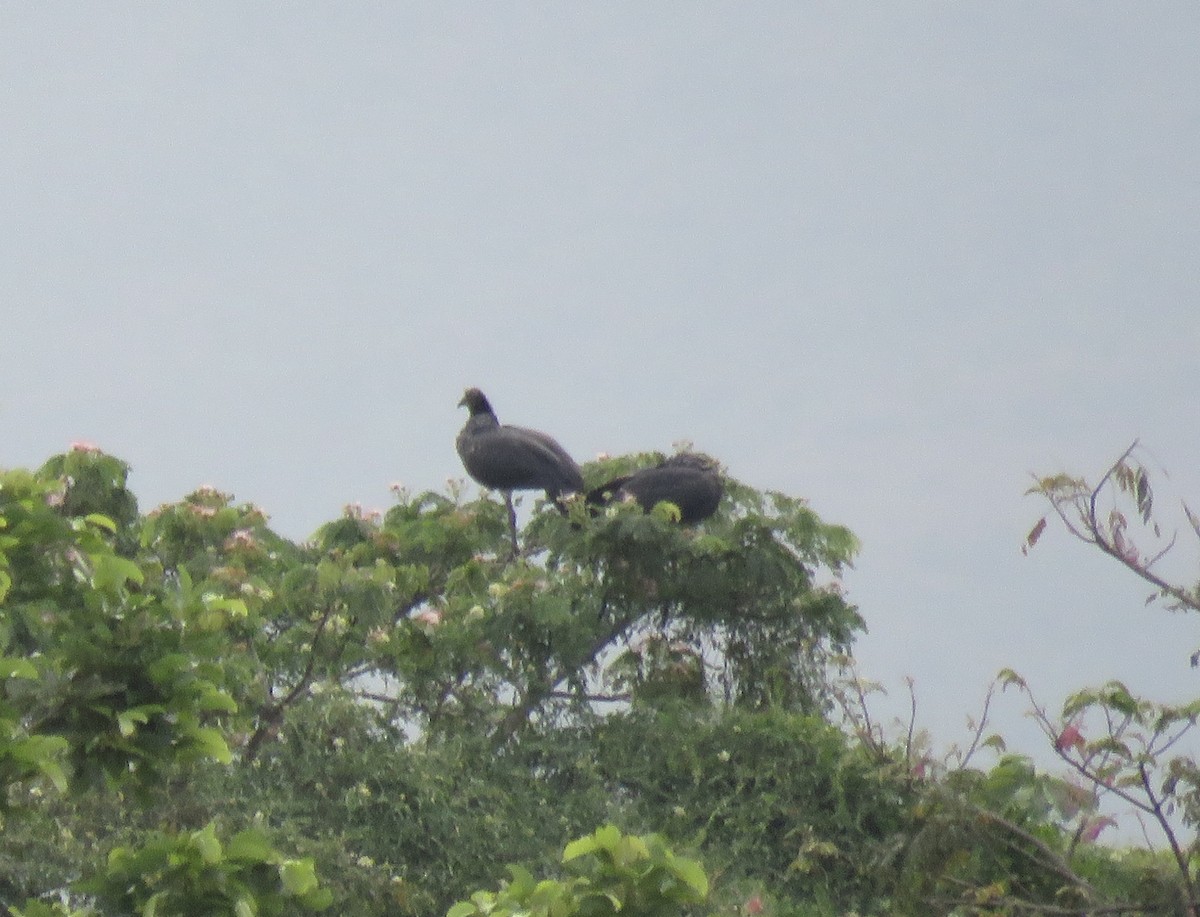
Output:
745 894 765 915
69 441 101 454
224 529 257 551
413 609 442 628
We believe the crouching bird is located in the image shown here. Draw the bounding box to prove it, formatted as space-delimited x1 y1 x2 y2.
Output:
456 387 584 556
588 453 723 525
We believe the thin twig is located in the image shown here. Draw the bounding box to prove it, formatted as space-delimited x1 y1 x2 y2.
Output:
243 603 336 760
958 682 995 769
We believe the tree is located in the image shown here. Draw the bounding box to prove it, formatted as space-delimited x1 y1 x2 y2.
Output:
1008 441 1200 915
0 448 328 914
8 442 1183 915
1 446 868 914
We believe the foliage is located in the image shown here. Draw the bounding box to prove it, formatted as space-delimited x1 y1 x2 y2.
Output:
5 440 1196 916
447 826 708 917
1025 439 1200 618
225 690 615 915
1 445 863 914
586 704 914 911
79 821 331 916
836 661 1194 914
0 454 239 801
5 822 331 917
0 447 325 914
1002 441 1200 915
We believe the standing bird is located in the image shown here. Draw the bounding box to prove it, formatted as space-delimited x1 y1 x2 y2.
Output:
588 453 723 525
456 387 584 556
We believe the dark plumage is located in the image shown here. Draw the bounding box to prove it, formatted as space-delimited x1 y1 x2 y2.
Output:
588 453 723 525
456 387 584 554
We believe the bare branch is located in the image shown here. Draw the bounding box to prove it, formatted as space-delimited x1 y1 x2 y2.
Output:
958 682 996 769
1138 762 1200 915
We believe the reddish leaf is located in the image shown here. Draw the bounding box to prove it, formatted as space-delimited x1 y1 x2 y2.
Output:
1022 517 1047 556
1081 815 1116 843
1056 722 1085 753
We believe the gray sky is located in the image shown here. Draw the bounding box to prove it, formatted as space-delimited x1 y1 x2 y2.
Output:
4 5 1200 811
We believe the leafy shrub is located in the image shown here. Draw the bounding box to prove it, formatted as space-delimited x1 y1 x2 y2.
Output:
448 825 708 917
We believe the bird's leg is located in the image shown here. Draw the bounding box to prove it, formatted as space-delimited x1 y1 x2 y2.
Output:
504 492 520 559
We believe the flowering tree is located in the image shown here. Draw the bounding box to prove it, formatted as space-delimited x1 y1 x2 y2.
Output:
1 445 866 914
6 442 1190 915
0 447 329 914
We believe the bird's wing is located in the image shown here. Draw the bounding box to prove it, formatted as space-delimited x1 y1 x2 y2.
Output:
459 425 582 494
509 425 583 491
620 464 723 523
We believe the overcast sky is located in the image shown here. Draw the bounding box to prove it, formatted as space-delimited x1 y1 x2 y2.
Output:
4 5 1199 818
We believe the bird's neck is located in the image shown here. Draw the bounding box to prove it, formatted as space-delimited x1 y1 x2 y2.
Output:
467 411 500 430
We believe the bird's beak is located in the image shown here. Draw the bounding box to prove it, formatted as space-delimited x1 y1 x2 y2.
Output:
457 394 468 408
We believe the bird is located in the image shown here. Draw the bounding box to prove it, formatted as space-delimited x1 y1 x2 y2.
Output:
456 387 584 556
588 452 723 525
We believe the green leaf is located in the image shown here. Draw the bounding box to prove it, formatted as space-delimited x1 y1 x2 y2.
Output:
650 500 683 523
614 833 649 866
1100 682 1141 717
36 756 69 793
226 829 275 864
117 707 154 738
234 899 255 917
504 864 537 899
280 859 320 897
143 890 165 917
316 558 343 591
192 823 223 864
84 512 118 533
669 857 708 899
591 824 622 853
203 594 250 619
0 657 39 680
90 552 145 590
446 903 478 917
193 683 239 714
997 668 1026 691
306 887 333 910
190 727 233 765
563 835 597 862
146 653 191 685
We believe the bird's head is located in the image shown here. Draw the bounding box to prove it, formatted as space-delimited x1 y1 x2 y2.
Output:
458 387 494 416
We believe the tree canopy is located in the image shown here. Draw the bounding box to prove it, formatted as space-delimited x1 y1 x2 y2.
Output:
1 443 1196 916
